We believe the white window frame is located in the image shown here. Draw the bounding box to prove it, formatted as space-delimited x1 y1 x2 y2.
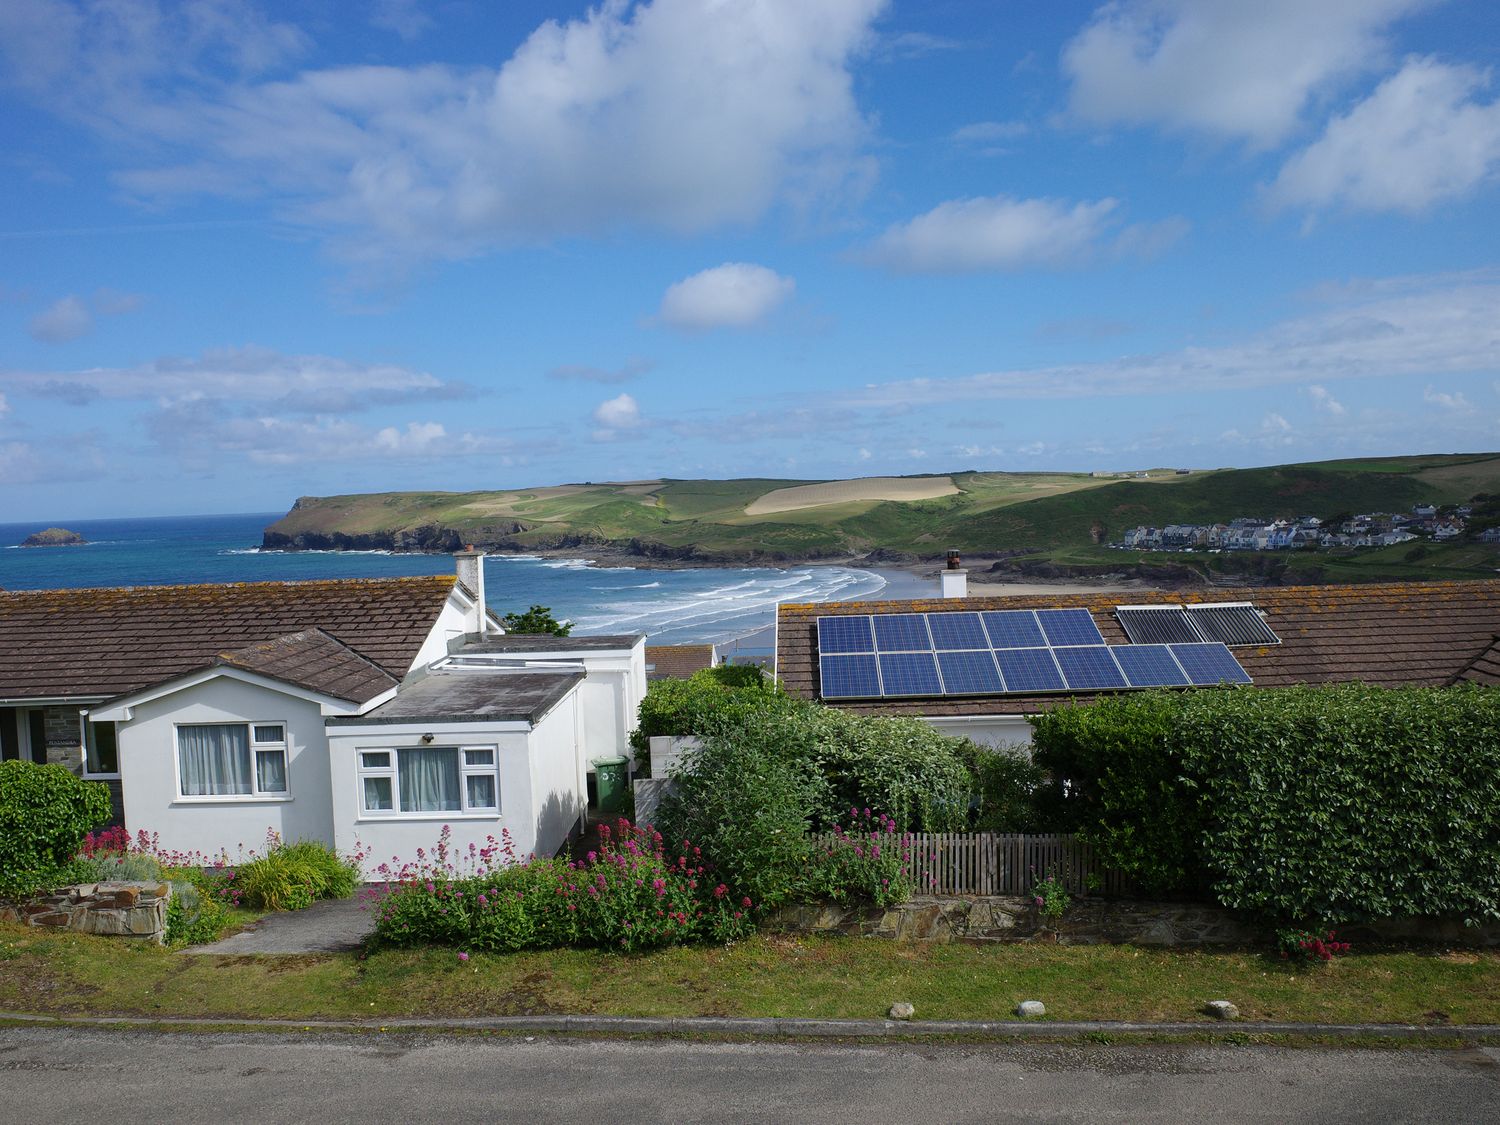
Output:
83 718 121 779
174 720 291 802
356 743 501 819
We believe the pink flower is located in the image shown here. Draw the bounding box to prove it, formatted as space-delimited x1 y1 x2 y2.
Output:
457 952 469 962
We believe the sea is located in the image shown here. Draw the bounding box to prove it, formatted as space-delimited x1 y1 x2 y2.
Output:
0 513 934 655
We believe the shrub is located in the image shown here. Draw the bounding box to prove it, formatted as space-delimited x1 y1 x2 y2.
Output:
630 666 789 755
803 809 912 909
368 822 755 953
1276 926 1352 963
1030 683 1500 925
232 837 360 911
956 742 1046 832
70 851 165 884
0 761 112 900
654 730 817 912
165 881 230 947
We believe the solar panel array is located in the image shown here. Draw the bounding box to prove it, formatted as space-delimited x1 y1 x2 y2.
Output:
815 609 1252 700
1116 602 1280 647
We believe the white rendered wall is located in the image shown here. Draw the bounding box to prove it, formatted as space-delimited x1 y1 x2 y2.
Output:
115 678 335 859
921 714 1035 751
527 692 586 859
328 711 585 878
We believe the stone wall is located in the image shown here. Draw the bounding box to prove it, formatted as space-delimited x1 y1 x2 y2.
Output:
0 881 170 944
773 895 1500 948
40 706 123 826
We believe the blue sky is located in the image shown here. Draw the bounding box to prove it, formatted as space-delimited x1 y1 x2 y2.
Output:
2 0 1498 521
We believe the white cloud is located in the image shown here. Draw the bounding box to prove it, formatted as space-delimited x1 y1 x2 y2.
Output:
0 391 9 418
1423 386 1474 412
829 271 1500 406
1306 384 1347 416
860 195 1185 274
1062 0 1423 147
370 0 432 41
592 392 642 431
548 358 653 385
658 264 795 330
27 295 93 342
173 415 512 466
1267 57 1500 214
3 345 467 411
2 0 885 267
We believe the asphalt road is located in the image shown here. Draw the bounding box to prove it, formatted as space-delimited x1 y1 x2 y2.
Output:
1 1026 1497 1123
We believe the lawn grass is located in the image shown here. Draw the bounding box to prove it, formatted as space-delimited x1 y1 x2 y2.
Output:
2 925 1496 1026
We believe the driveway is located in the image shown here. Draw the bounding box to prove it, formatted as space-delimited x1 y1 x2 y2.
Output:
189 895 374 954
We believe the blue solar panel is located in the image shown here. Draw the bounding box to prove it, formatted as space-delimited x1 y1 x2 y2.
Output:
873 613 932 652
993 647 1066 692
926 612 989 650
1054 646 1128 690
1168 643 1252 686
982 610 1046 649
819 653 881 698
877 652 943 696
1036 608 1106 647
1113 644 1191 688
817 616 875 654
936 649 1005 694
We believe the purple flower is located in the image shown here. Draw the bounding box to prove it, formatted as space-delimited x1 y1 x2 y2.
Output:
457 952 469 963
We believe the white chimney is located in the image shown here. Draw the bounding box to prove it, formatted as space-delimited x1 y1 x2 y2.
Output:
941 569 968 599
941 547 967 598
454 546 489 635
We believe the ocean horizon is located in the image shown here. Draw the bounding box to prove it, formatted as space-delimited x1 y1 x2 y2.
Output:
0 512 932 649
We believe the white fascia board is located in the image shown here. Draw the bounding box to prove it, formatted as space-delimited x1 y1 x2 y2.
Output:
925 713 1037 726
90 665 365 723
325 720 533 739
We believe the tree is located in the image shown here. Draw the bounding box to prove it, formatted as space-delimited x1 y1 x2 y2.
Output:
501 604 572 636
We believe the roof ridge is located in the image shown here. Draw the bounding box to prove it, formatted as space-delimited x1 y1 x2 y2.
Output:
1448 633 1500 686
0 574 456 601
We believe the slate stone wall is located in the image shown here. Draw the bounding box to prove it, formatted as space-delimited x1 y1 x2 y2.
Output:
0 881 170 944
773 895 1500 948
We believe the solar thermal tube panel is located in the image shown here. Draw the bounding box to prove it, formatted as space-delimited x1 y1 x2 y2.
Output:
1114 605 1202 645
1185 602 1281 646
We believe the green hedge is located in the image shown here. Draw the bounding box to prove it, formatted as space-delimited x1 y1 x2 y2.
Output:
630 666 787 756
0 761 112 901
1031 685 1500 924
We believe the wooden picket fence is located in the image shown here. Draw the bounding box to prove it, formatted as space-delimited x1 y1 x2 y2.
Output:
810 832 1130 898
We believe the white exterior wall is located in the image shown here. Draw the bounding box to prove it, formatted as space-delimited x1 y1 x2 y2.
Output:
114 677 335 859
410 589 481 670
327 694 586 877
921 714 1035 751
527 692 586 859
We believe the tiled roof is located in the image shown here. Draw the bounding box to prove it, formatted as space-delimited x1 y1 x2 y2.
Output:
645 644 717 680
0 576 456 701
213 629 398 704
776 581 1500 717
1453 636 1500 687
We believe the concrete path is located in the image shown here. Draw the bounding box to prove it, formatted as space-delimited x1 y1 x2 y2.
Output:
189 895 373 954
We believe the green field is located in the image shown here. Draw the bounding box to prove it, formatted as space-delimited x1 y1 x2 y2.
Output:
261 453 1500 576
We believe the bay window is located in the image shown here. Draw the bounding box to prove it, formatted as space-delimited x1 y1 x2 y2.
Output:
358 745 499 816
177 722 288 798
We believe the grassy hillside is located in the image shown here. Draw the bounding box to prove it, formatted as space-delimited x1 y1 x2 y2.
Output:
262 454 1500 577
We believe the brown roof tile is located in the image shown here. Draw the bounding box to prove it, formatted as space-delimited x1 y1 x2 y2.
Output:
775 580 1500 716
0 576 455 701
214 629 399 704
646 644 717 680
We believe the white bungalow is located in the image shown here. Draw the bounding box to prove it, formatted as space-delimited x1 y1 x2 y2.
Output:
0 553 645 874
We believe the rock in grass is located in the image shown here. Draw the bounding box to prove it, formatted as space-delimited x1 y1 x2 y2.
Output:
1204 1000 1239 1020
888 1002 915 1020
1015 1000 1046 1018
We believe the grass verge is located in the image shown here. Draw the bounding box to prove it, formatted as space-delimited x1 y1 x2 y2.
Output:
2 925 1497 1026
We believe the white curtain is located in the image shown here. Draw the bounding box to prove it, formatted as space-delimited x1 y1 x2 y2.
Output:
399 747 460 812
179 725 251 795
255 750 287 793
